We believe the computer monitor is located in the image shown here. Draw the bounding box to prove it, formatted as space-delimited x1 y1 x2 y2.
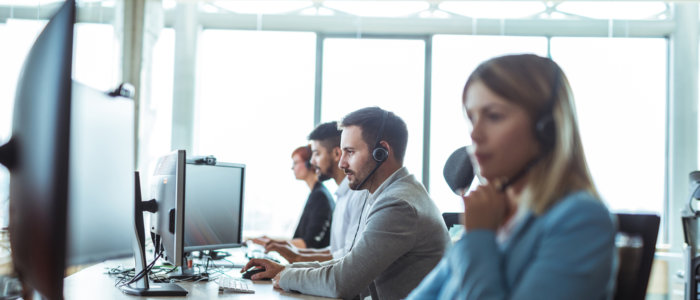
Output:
121 150 188 296
184 162 245 253
0 1 134 298
149 150 186 267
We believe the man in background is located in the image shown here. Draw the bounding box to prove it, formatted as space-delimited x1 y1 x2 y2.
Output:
265 121 367 262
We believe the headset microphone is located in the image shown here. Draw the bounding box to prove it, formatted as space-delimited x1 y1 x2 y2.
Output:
355 110 389 190
497 157 541 192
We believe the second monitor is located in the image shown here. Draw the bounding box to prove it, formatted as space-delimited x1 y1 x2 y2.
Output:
184 161 245 253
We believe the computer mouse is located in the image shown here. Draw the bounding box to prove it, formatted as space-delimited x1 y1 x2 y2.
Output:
241 267 269 280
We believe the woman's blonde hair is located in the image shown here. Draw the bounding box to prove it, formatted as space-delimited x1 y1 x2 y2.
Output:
463 54 599 215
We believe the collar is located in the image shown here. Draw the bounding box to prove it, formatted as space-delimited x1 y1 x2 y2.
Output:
500 208 535 251
366 166 409 205
335 176 350 197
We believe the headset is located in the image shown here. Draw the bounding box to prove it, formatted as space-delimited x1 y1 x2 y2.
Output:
533 62 561 152
499 61 561 192
348 110 389 252
356 110 389 190
304 145 313 170
371 110 390 163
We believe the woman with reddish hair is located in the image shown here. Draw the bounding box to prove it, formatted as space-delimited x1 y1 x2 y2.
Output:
252 145 335 249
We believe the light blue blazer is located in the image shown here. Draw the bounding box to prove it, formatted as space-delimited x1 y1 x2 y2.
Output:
407 190 616 300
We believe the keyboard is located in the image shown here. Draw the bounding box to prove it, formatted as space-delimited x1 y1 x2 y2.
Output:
216 277 255 294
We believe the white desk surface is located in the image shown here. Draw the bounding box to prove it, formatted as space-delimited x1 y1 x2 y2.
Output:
64 258 336 300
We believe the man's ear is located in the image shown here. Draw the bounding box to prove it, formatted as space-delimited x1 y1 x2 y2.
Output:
332 146 342 162
379 141 392 157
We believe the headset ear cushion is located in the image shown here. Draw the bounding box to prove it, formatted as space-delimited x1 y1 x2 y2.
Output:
372 147 389 163
535 115 556 150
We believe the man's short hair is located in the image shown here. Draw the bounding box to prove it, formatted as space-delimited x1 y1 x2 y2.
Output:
307 121 342 150
340 107 408 164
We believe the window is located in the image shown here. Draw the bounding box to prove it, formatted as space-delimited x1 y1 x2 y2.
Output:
73 23 120 91
550 37 667 215
142 28 175 182
0 19 46 228
321 37 426 181
0 1 120 226
196 30 317 238
430 35 547 212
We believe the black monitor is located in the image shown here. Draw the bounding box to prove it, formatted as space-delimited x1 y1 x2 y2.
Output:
184 162 245 253
0 1 134 298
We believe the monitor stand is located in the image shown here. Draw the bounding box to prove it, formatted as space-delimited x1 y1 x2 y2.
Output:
164 254 196 280
120 172 188 296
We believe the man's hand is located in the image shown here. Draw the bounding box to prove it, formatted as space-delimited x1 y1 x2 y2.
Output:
265 243 300 263
241 258 285 281
272 273 282 290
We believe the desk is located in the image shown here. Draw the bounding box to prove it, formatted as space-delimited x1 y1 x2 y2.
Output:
64 259 335 299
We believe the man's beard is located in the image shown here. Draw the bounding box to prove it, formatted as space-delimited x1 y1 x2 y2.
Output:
317 172 331 182
345 162 375 191
316 164 332 182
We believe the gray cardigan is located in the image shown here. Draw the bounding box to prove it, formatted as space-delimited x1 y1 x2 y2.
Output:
278 167 450 300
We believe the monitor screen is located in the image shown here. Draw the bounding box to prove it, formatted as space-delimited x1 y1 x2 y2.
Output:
150 150 186 266
184 162 245 252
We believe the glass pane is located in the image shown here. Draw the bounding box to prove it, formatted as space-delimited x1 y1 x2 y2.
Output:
557 2 668 20
430 35 548 213
140 28 175 187
196 30 316 238
550 37 666 216
439 1 547 19
321 38 425 181
323 1 429 18
0 20 45 228
73 23 120 91
207 1 312 15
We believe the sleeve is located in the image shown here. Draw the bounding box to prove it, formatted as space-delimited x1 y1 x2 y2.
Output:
406 258 452 300
278 197 418 299
451 200 615 300
298 189 334 249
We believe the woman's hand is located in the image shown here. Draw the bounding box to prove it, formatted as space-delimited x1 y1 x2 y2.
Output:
462 182 509 231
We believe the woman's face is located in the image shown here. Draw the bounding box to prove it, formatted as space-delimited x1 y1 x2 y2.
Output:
292 154 311 180
464 81 541 182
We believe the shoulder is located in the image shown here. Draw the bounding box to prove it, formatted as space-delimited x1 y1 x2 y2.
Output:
542 190 615 235
380 174 429 203
309 184 333 203
371 175 431 217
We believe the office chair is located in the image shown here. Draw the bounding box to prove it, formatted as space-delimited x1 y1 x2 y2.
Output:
614 213 660 300
442 212 462 230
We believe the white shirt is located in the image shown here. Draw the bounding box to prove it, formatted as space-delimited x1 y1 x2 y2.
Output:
496 203 527 246
329 177 368 259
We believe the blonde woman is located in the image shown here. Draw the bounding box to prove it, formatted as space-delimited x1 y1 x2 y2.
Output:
408 54 615 299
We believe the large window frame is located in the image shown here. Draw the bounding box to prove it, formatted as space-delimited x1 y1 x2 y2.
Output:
0 0 689 251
